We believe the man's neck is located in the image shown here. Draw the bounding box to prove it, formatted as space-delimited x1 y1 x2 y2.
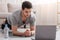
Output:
21 13 26 22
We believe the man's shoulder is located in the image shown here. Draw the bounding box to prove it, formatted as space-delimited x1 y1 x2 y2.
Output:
31 12 36 18
12 9 21 17
13 9 21 14
30 12 36 21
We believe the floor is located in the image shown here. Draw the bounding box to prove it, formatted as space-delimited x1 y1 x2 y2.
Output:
55 26 60 40
0 26 60 40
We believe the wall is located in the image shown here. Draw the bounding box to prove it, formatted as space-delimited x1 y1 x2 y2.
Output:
57 2 60 25
33 3 57 25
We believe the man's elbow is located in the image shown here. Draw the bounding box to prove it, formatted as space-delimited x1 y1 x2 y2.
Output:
12 30 17 35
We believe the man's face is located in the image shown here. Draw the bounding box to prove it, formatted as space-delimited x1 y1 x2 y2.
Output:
22 8 31 18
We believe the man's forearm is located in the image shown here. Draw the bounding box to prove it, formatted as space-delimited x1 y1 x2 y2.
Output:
12 31 24 36
11 26 24 36
30 26 35 35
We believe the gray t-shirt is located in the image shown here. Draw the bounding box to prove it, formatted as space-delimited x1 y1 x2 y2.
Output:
7 10 36 27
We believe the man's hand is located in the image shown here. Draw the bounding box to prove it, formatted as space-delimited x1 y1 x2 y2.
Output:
24 29 31 37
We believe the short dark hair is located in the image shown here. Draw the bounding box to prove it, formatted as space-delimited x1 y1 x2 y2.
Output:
22 1 32 10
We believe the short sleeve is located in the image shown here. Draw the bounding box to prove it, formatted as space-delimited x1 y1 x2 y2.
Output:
10 15 18 26
30 16 36 27
7 10 20 26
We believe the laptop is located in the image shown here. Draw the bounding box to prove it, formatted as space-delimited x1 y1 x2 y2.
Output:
35 25 56 40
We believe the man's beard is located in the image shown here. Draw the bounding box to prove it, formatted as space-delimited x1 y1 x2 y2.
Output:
23 14 28 18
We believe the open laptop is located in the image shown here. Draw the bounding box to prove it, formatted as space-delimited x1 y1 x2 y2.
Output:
35 25 56 40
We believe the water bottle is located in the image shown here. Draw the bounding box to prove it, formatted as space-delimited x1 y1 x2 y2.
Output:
4 24 9 38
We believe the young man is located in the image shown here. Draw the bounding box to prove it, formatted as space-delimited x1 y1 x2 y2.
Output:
1 1 36 37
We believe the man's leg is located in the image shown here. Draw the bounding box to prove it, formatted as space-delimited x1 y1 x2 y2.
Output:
1 19 11 30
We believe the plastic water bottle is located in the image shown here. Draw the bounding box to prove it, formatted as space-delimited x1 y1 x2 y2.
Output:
4 24 9 38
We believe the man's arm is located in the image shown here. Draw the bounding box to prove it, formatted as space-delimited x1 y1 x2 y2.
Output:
11 25 33 36
30 25 35 35
30 16 36 35
11 25 24 36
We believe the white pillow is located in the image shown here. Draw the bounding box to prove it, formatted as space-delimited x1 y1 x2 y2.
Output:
7 3 21 12
0 4 8 12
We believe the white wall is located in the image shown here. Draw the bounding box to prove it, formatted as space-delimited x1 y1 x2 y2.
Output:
58 2 60 25
33 3 57 25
